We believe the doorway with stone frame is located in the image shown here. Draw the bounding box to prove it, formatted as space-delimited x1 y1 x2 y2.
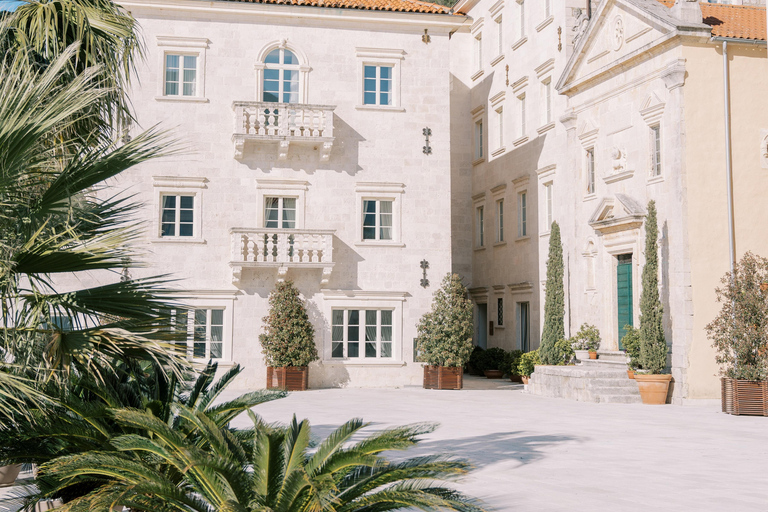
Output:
616 253 633 350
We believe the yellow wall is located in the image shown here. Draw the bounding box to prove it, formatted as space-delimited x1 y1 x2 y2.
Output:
682 41 768 399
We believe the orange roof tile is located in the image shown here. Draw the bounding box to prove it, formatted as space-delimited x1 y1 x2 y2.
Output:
220 0 455 14
656 0 674 7
700 3 766 41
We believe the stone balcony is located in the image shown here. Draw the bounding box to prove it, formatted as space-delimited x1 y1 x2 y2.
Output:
230 228 334 285
232 101 335 160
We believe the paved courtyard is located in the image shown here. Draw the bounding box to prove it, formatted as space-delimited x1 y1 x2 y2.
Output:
230 377 768 512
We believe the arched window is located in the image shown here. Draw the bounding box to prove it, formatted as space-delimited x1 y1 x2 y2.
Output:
263 48 299 103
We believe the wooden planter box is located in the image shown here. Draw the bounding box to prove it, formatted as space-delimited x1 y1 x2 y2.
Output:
722 378 768 416
423 366 463 390
267 366 308 391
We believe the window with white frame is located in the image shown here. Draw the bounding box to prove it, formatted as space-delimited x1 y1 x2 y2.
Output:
474 33 483 71
263 48 300 103
477 206 485 246
496 107 504 149
475 119 484 160
518 94 526 137
193 308 224 360
650 125 662 176
496 16 503 57
161 195 194 237
543 79 552 125
518 191 527 237
164 54 197 97
264 197 297 229
586 148 596 195
156 36 208 101
331 309 393 359
544 182 553 230
363 65 393 106
497 297 504 326
496 199 504 242
362 200 393 241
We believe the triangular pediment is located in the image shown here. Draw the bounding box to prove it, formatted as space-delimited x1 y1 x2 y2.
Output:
589 194 647 235
557 0 709 95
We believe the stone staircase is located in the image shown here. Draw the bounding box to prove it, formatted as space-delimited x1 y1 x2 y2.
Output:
528 351 642 404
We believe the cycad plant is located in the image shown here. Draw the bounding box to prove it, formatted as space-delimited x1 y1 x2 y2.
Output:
41 412 486 512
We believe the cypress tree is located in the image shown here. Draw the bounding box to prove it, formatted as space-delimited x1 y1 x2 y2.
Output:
259 281 318 368
539 221 565 365
639 201 667 373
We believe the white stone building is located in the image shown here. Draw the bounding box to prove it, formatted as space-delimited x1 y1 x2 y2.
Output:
114 0 469 389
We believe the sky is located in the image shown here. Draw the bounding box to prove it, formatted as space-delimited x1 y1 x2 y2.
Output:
0 0 22 11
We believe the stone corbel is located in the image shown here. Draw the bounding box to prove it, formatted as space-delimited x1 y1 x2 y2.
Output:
232 266 242 285
559 109 578 132
321 267 333 286
660 59 686 91
234 136 245 160
278 140 290 160
320 141 333 161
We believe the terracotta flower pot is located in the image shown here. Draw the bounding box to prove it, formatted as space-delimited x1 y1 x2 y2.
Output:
423 366 463 390
267 366 309 391
635 373 672 404
0 464 21 487
588 351 598 360
574 349 589 362
627 369 635 379
509 375 523 383
521 376 530 385
483 369 503 379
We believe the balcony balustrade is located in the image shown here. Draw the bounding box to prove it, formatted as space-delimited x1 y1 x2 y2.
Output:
232 101 335 160
230 228 334 285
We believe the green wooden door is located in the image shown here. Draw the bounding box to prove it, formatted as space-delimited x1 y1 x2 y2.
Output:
617 254 633 350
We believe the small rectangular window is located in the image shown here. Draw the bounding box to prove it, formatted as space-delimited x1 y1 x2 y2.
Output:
474 34 483 71
475 120 484 160
477 206 485 247
192 308 224 360
545 183 553 230
651 125 662 176
331 309 393 359
517 302 530 352
363 65 393 106
518 192 527 238
496 199 504 242
586 148 595 195
496 16 503 56
165 54 197 97
161 195 194 237
497 297 504 326
543 80 552 125
264 197 297 229
496 107 504 149
519 94 526 137
362 200 393 241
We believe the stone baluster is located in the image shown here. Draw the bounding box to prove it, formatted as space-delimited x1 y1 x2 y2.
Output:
323 233 333 264
311 234 320 263
258 109 267 136
318 110 326 137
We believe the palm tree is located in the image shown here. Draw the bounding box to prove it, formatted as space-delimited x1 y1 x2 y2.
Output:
41 411 487 512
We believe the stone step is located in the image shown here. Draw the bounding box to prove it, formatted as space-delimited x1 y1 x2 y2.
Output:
533 367 629 379
597 394 643 404
590 378 638 388
596 350 629 363
592 385 641 396
579 359 628 368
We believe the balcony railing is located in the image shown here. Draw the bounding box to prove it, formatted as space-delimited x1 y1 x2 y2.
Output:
230 228 334 285
232 101 335 160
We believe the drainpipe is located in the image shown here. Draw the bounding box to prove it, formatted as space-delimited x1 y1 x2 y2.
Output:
721 40 736 276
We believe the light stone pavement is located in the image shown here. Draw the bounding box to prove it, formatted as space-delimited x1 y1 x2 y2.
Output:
228 376 768 512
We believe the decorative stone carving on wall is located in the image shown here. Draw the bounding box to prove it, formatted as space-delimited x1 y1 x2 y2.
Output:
660 58 686 90
761 129 768 169
611 147 626 174
612 16 624 51
588 194 646 235
572 8 589 45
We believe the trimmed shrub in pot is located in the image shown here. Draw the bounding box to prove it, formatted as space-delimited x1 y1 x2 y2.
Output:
623 325 641 378
479 347 506 378
260 280 318 391
517 349 541 385
502 350 524 382
707 251 768 415
552 338 575 365
571 323 600 361
635 201 672 404
416 274 474 390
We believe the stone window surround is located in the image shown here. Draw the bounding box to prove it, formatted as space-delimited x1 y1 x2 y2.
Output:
491 183 507 246
537 164 556 237
640 92 666 184
255 178 308 230
493 285 505 328
472 191 486 250
255 39 311 104
152 176 207 244
472 104 486 165
535 59 555 131
155 36 210 103
513 175 529 241
354 182 405 247
175 290 238 365
490 91 506 156
578 121 599 201
582 238 598 293
471 17 485 80
489 0 505 64
355 47 406 111
511 76 528 146
321 290 407 366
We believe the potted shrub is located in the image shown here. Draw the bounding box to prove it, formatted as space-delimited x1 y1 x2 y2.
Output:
707 252 768 416
634 201 672 404
571 323 600 361
623 325 641 379
517 349 541 385
259 280 318 391
502 349 524 382
0 464 21 487
479 347 506 378
553 338 575 365
415 274 474 390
